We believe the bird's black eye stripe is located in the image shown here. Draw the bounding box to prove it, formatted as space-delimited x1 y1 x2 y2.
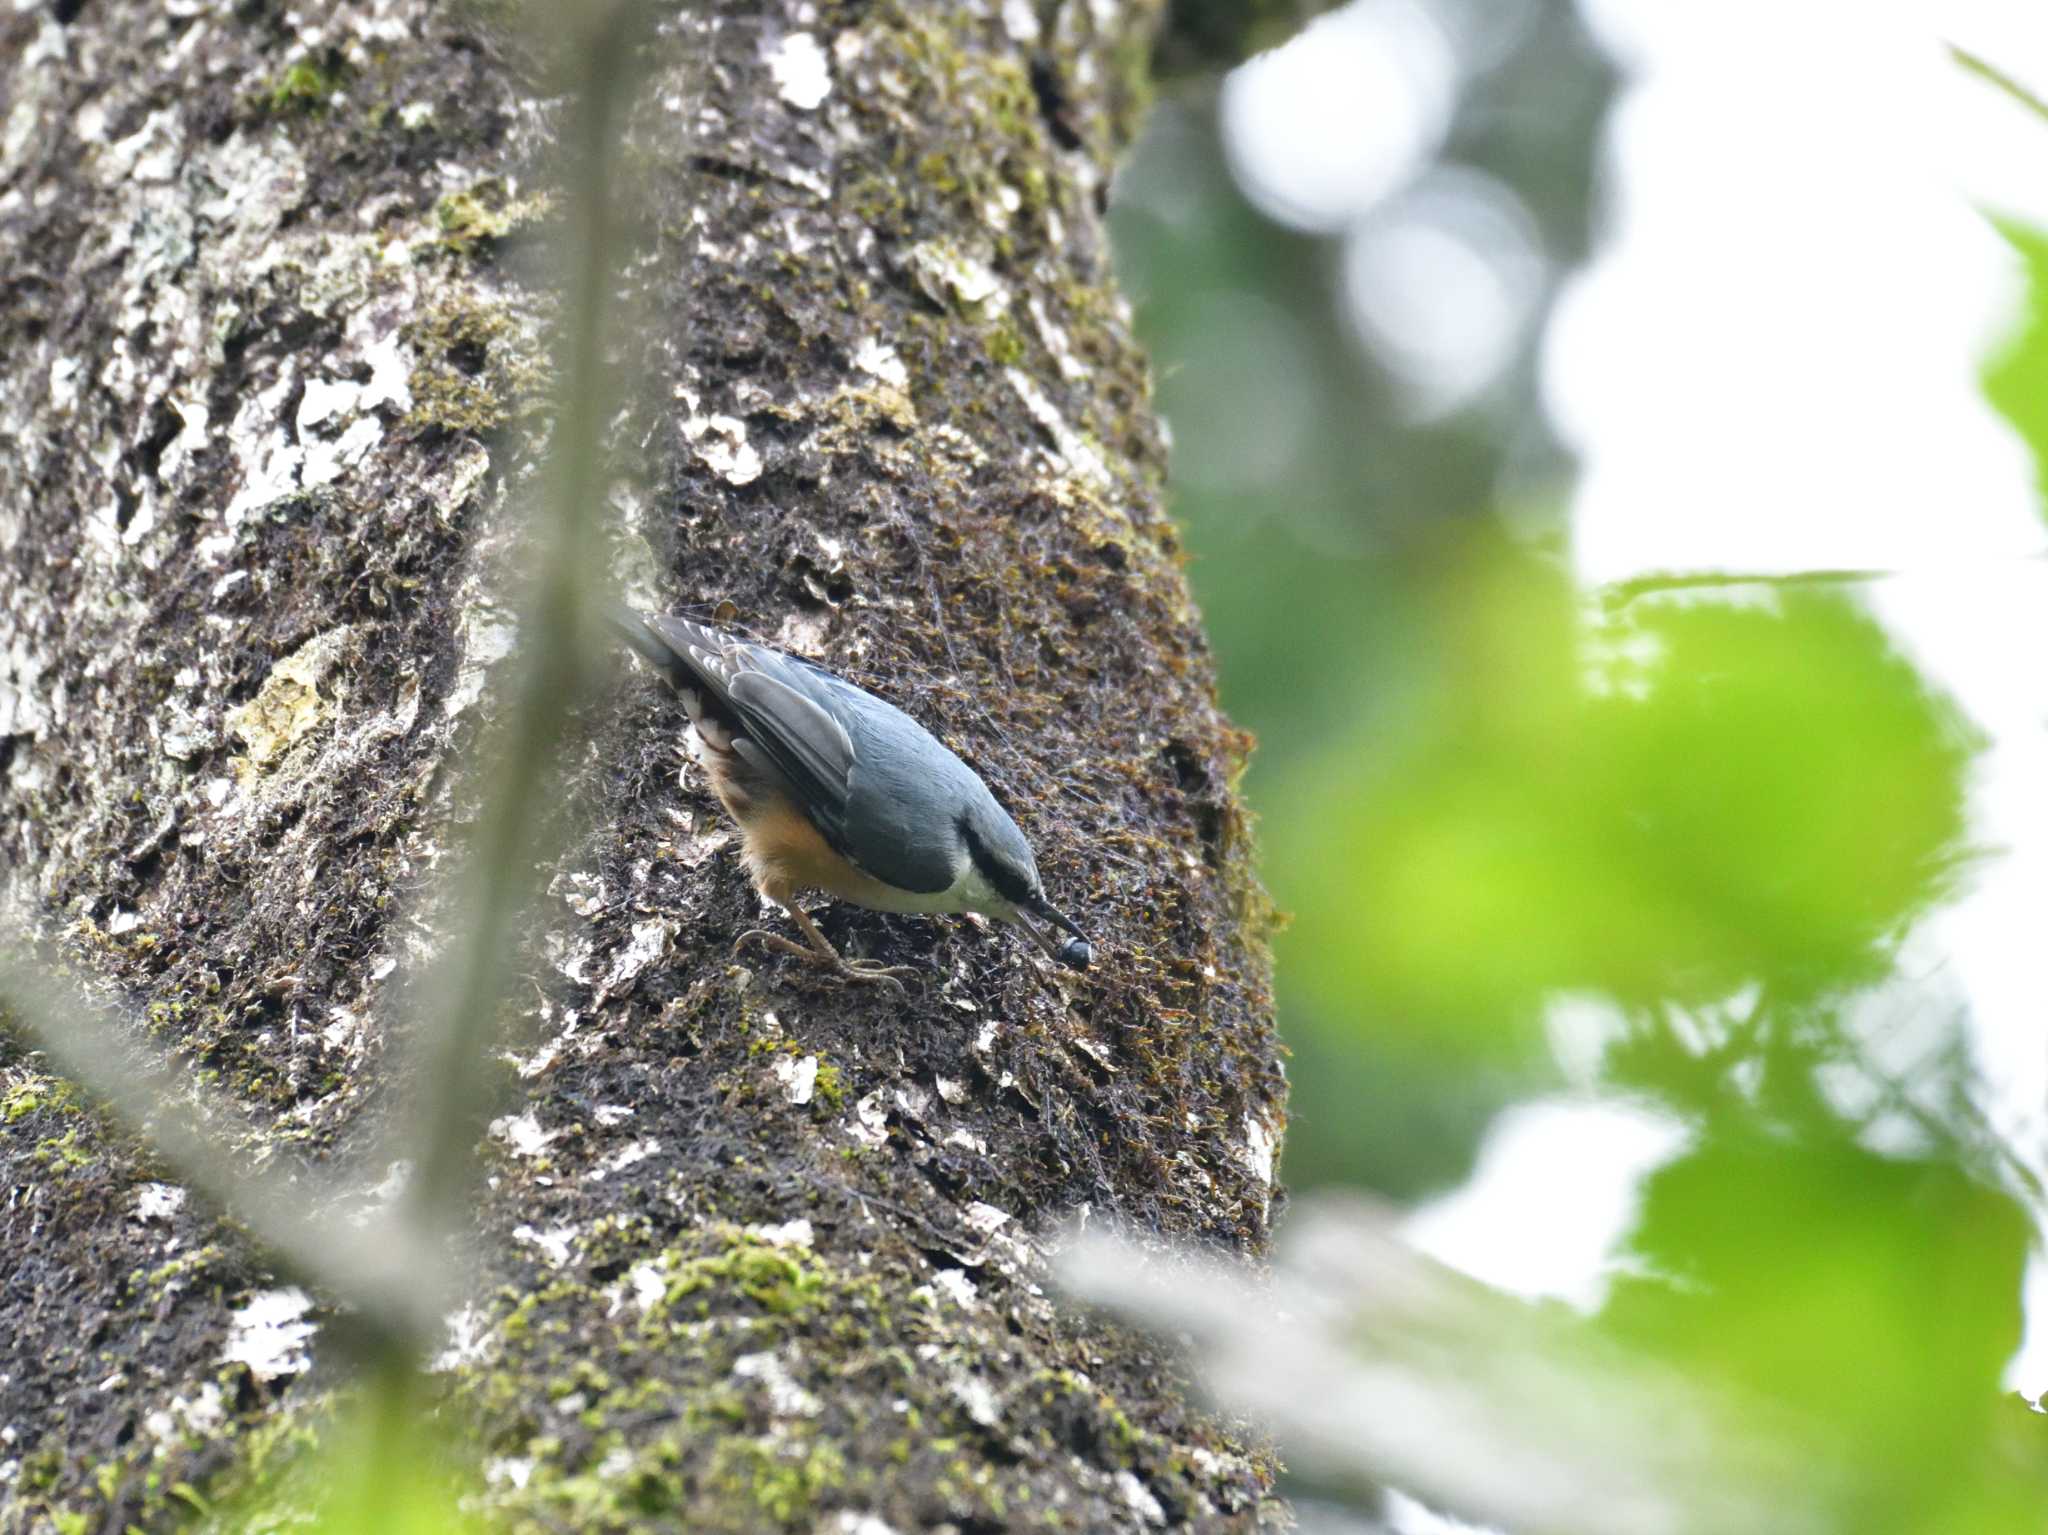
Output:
959 817 1035 903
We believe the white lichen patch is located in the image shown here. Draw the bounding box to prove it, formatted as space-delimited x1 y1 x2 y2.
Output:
102 107 183 186
432 1303 493 1373
830 1516 905 1535
587 1138 660 1181
443 604 518 720
602 917 673 994
133 1183 186 1222
1068 1032 1117 1075
355 1157 411 1219
1027 294 1089 382
546 929 597 986
490 1110 556 1157
628 1261 667 1315
555 868 604 917
222 1288 317 1382
777 609 831 656
767 30 832 110
831 30 869 69
0 637 51 743
1116 1469 1168 1525
774 1053 820 1106
849 1089 889 1149
948 1370 1001 1428
222 377 306 528
513 1223 577 1267
226 626 356 774
852 335 908 390
963 1201 1011 1237
1001 0 1042 43
158 702 214 762
910 240 1008 316
1240 1113 1276 1186
745 1218 815 1250
733 1350 823 1417
678 398 764 486
1005 368 1111 488
142 1381 226 1446
485 1456 535 1490
983 183 1024 230
930 1268 979 1309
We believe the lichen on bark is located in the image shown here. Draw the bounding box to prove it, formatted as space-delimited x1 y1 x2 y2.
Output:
0 2 1287 1531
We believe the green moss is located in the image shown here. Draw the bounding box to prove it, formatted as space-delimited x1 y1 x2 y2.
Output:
659 1233 823 1317
3 1072 77 1122
707 1437 846 1525
811 1059 846 1111
263 53 348 115
145 1243 226 1295
31 1127 92 1172
985 319 1027 367
402 289 547 436
433 179 553 259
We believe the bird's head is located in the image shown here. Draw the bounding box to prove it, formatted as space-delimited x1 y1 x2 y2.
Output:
958 806 1092 970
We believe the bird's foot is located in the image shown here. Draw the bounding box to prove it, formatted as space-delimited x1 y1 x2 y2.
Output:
835 958 920 994
733 930 919 994
733 929 817 963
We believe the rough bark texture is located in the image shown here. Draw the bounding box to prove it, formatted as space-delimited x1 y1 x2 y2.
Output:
0 2 1286 1530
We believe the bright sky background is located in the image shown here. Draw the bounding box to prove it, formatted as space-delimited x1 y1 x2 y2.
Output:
1224 0 2048 1417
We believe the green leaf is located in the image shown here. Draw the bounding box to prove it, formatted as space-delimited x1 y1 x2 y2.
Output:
1267 539 1976 1052
1606 1130 2032 1531
1982 216 2048 523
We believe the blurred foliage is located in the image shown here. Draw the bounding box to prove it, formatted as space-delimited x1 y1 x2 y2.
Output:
1608 1129 2041 1532
1157 0 1344 77
1276 560 1976 1047
199 1389 485 1535
1110 11 2048 1534
1984 217 2048 522
1112 0 1616 1195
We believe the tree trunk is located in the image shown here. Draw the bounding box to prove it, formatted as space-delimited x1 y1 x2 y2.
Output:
0 2 1287 1529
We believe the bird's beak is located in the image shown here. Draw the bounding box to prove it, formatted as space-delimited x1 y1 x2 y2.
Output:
1014 898 1092 970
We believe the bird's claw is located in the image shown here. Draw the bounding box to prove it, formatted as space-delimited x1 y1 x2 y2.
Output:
733 930 919 993
733 929 811 961
836 958 920 994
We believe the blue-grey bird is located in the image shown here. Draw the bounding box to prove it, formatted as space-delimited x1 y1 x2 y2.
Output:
610 608 1093 988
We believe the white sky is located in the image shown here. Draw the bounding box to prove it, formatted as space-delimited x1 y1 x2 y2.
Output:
1226 0 2048 1401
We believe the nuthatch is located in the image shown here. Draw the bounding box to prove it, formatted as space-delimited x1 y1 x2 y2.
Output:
611 608 1093 988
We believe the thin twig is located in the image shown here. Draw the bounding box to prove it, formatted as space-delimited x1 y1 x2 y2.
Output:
0 951 439 1355
394 0 649 1243
1950 44 2048 127
1599 551 2048 610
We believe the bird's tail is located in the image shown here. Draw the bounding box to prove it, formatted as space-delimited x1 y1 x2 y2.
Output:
604 603 677 673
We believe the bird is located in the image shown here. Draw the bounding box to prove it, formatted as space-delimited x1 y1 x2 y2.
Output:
609 607 1093 990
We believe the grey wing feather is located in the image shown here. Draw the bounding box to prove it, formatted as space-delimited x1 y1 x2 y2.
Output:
616 609 965 894
621 612 740 708
725 668 856 820
727 658 963 893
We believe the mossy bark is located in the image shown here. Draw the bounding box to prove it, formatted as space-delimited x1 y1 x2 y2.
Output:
0 2 1286 1530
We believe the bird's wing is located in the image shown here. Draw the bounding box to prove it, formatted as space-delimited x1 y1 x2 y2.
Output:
730 652 971 893
725 666 856 822
621 613 959 894
622 613 745 712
